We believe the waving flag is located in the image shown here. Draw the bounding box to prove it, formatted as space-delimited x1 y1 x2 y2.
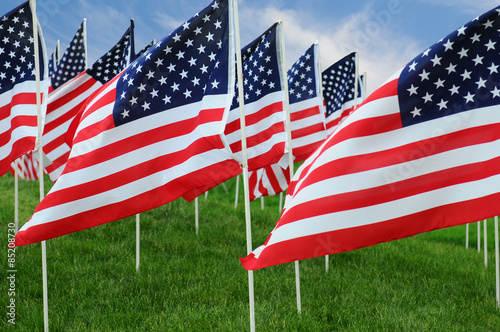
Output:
322 52 364 135
15 0 240 246
248 164 290 202
48 49 58 78
43 22 133 181
50 20 86 90
241 6 500 270
224 22 287 171
288 43 326 162
0 1 48 176
10 150 46 180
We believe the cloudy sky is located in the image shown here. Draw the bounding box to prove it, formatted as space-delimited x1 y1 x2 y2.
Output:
2 0 499 94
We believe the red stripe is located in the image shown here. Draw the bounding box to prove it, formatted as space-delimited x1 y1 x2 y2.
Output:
0 136 36 176
46 73 96 114
0 92 38 121
241 192 500 270
229 121 285 152
291 123 325 140
224 102 283 134
16 158 241 246
290 105 322 122
43 98 88 135
0 115 37 146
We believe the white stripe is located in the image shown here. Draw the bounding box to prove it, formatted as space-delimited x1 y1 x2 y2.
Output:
0 125 37 160
0 80 41 107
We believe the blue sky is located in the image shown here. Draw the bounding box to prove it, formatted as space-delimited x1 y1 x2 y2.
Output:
1 0 498 93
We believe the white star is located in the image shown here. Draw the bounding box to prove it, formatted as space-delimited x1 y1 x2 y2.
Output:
488 62 499 74
214 20 222 29
163 45 172 54
407 84 418 96
191 76 200 86
437 99 448 110
443 39 454 51
460 69 472 81
491 86 500 98
448 85 459 95
211 80 219 89
463 92 475 103
485 39 497 51
142 101 150 111
183 89 192 98
421 48 431 57
188 57 197 66
472 55 484 66
163 95 171 104
171 82 180 91
457 26 466 36
159 76 167 85
430 55 441 66
197 44 206 54
200 64 208 74
176 50 185 59
434 78 445 89
411 107 421 117
138 83 147 92
194 27 202 35
182 21 190 30
155 58 163 67
445 63 456 74
146 70 155 79
180 70 188 79
167 63 176 72
476 77 487 89
121 109 129 118
185 39 193 47
470 33 481 43
418 69 430 81
172 34 181 42
422 92 433 103
129 96 138 105
205 32 214 42
150 89 159 98
457 48 468 58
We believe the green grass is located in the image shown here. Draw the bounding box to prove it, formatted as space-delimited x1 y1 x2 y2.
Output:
1 173 500 331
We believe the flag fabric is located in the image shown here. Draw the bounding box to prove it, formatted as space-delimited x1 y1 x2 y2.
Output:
322 52 364 135
224 22 288 171
10 150 45 180
241 6 500 270
0 1 48 176
288 42 327 162
48 49 58 78
43 22 133 181
15 0 240 246
136 39 155 58
248 164 290 202
50 20 86 91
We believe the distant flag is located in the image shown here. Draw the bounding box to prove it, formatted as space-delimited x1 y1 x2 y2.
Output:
248 164 290 202
136 39 155 58
241 5 500 270
48 48 58 78
15 0 240 246
50 20 86 91
322 52 363 135
10 150 46 180
224 22 288 171
288 43 327 162
0 1 48 176
42 21 134 181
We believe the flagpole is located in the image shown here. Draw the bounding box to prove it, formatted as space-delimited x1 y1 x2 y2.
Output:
260 197 264 210
495 215 499 308
353 50 359 109
83 18 88 68
56 39 60 62
14 159 19 233
278 18 301 314
233 1 255 330
484 219 488 268
234 174 240 208
478 221 481 253
195 197 199 234
466 223 469 249
30 1 49 330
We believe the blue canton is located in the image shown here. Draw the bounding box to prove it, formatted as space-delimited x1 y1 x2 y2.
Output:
51 21 86 89
0 2 45 93
288 44 317 104
113 0 229 127
322 52 361 118
230 22 282 110
86 21 134 85
398 6 500 127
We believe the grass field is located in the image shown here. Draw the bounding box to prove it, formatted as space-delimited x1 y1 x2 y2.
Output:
1 173 500 331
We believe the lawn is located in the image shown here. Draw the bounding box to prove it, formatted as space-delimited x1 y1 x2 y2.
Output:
1 173 499 331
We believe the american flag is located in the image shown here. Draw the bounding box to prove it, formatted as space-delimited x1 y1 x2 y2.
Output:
224 22 287 171
288 42 327 162
15 0 240 246
322 52 364 135
248 164 290 202
10 150 46 180
0 1 48 176
43 22 133 181
241 6 500 270
136 39 155 58
50 20 86 90
48 48 58 78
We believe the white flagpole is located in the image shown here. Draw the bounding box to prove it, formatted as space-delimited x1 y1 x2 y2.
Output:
278 18 301 314
233 1 255 330
260 197 264 210
466 223 469 249
478 220 481 253
136 213 140 271
495 216 499 308
30 1 48 330
195 197 199 235
14 159 19 233
234 174 240 208
279 192 283 212
484 219 488 268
